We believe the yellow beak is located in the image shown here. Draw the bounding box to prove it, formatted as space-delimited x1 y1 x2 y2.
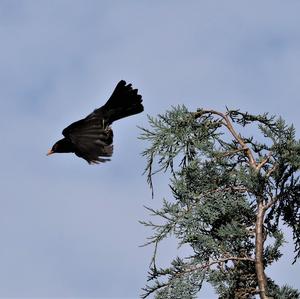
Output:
47 149 54 156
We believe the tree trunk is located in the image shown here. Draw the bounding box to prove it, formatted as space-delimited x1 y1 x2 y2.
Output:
255 201 271 299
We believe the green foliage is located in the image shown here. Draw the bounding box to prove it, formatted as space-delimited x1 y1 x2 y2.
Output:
269 284 300 299
140 106 300 298
276 285 300 299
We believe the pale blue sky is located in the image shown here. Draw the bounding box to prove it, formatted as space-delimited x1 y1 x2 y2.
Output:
0 0 299 298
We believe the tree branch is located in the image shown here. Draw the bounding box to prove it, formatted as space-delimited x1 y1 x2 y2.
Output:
255 201 271 299
184 256 255 274
194 110 257 168
256 151 273 171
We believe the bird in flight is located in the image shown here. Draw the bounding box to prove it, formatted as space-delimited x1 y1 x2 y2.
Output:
47 80 143 164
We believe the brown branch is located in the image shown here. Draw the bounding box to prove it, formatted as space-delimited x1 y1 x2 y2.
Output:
264 195 279 210
223 114 257 168
195 110 257 168
195 109 273 298
183 256 255 274
256 152 273 171
215 148 245 158
266 164 277 179
194 109 226 120
189 186 250 206
255 201 271 299
200 186 249 197
143 256 254 298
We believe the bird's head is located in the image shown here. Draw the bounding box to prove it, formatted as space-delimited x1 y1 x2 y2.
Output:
47 138 74 156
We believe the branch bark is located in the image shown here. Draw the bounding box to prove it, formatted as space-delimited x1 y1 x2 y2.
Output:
255 201 271 299
185 256 255 273
194 110 257 167
195 109 274 298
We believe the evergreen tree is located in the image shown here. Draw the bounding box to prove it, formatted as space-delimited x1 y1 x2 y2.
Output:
140 106 300 299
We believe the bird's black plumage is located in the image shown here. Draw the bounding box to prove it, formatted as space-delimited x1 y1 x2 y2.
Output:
48 80 143 164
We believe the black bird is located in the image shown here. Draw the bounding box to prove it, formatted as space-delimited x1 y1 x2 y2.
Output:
47 80 143 164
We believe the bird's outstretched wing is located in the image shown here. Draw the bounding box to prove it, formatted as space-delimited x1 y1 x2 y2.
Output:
62 117 113 164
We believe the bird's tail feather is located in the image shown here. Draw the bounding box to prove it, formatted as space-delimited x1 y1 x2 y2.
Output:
103 80 144 124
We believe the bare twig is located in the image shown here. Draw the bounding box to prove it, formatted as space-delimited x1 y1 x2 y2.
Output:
215 148 245 158
184 256 255 274
264 195 279 211
266 164 277 179
256 152 273 171
195 110 257 168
